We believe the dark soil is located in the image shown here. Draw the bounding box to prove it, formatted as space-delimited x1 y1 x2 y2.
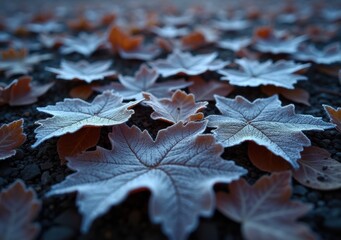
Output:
0 1 341 240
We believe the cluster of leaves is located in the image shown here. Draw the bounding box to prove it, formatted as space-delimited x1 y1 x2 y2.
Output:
1 0 341 240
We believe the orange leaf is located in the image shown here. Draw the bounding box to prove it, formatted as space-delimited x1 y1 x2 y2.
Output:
254 26 273 39
0 119 26 160
69 84 94 100
248 141 292 172
108 26 143 52
180 31 206 50
57 127 101 164
323 105 341 132
261 85 310 106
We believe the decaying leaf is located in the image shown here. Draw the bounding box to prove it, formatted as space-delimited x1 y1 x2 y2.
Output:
57 127 101 164
323 105 341 132
143 90 208 124
0 48 51 77
248 144 341 190
32 91 141 147
150 50 228 77
107 25 143 53
60 32 107 56
46 60 116 83
0 119 26 160
218 59 310 89
47 121 246 240
207 95 334 168
0 76 54 106
216 172 316 240
294 43 341 64
188 76 234 101
69 84 94 100
0 180 41 240
261 85 310 106
93 64 191 100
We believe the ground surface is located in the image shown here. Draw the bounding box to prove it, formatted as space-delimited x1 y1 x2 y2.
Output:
0 0 341 240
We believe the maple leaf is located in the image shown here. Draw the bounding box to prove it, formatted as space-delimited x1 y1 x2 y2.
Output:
47 121 246 240
217 38 251 52
0 48 51 77
93 64 191 100
0 180 41 240
293 43 341 64
0 76 54 106
151 25 189 38
107 25 143 53
118 44 161 61
69 84 94 100
207 95 334 168
261 86 310 106
150 50 228 77
143 90 208 124
39 33 64 49
57 127 100 164
323 105 341 132
216 171 316 240
218 59 310 89
32 91 141 147
0 119 26 160
60 32 107 57
212 19 250 31
27 21 63 33
188 76 234 101
46 60 116 83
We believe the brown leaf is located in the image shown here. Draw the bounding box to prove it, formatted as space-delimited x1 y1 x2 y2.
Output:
0 119 26 160
143 90 208 124
261 85 310 106
188 76 234 101
248 141 292 172
57 127 100 164
316 65 340 77
217 171 316 240
180 31 206 50
293 146 341 190
0 76 54 106
0 179 41 240
323 104 341 132
108 26 143 53
69 85 94 100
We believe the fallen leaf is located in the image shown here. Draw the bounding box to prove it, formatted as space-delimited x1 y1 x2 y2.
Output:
218 59 310 89
0 119 26 160
47 121 246 240
118 44 161 61
261 85 310 106
143 90 208 124
150 50 228 77
293 43 341 64
69 84 94 100
151 25 189 38
323 104 341 132
107 25 143 53
180 31 207 50
188 76 234 101
216 171 316 240
207 95 334 168
316 65 340 77
32 91 141 147
93 64 191 100
57 127 101 164
217 38 251 52
0 180 41 240
0 76 54 106
46 60 116 83
0 48 51 77
212 19 250 31
60 32 106 56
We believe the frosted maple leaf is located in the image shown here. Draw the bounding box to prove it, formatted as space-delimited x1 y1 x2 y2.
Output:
93 64 191 100
218 59 311 89
150 50 228 77
254 35 307 54
212 19 250 31
217 38 251 52
151 25 189 38
46 60 116 83
293 43 341 64
207 95 334 168
47 121 246 240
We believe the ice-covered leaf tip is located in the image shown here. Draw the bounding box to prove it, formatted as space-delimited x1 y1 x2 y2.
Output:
143 90 208 124
0 119 26 160
46 60 116 83
47 121 246 240
207 95 334 168
93 64 191 100
0 180 41 240
218 59 310 89
217 172 316 240
32 91 141 147
323 104 341 132
150 50 228 77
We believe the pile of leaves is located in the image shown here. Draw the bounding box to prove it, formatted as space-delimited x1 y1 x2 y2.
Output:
0 0 341 239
